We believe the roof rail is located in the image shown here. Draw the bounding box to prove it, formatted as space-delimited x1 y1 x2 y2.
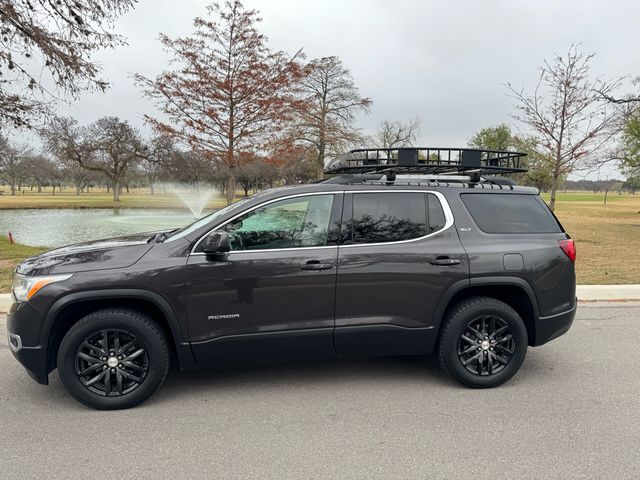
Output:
324 147 527 175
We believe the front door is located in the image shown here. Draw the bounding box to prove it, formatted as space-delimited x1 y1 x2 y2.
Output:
186 193 343 365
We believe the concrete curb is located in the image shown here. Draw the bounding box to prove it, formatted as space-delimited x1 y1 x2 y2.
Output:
576 285 640 302
1 285 639 314
1 294 12 314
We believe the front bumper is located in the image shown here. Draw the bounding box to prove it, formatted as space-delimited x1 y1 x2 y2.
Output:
6 302 49 385
532 299 577 346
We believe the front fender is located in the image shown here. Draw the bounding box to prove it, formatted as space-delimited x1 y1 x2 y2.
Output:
42 289 196 369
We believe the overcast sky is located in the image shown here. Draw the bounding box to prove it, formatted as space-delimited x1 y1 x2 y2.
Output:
27 0 640 179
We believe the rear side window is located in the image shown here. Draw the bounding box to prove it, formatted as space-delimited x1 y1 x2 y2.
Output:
351 192 427 244
461 193 561 234
347 192 448 244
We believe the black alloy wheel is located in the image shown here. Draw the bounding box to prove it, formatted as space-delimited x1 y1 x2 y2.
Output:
58 309 169 410
75 329 149 396
456 315 515 376
437 297 527 388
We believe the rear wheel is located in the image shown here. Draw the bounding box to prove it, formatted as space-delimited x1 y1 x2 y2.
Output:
438 297 527 388
57 309 169 410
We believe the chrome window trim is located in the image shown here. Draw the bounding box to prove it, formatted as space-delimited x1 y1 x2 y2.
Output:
189 189 454 255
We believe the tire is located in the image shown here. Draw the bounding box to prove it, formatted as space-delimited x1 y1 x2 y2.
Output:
437 296 527 388
57 309 170 410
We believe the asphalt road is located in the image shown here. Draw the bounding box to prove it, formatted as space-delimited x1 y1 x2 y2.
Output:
1 302 639 479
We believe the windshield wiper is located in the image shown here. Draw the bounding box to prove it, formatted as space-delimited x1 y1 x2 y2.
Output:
148 229 179 244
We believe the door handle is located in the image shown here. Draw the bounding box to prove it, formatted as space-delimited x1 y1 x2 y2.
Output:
430 257 461 266
300 260 333 271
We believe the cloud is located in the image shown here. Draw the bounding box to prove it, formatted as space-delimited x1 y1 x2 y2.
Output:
21 0 640 179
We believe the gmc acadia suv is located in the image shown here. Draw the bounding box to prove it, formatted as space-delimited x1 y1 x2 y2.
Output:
6 148 577 410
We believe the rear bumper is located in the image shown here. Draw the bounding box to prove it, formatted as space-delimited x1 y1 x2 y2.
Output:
532 299 577 346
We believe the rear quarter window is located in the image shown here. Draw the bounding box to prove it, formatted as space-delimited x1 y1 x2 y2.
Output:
461 193 561 234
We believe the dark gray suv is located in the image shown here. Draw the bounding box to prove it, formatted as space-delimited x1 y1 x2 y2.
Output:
7 148 577 409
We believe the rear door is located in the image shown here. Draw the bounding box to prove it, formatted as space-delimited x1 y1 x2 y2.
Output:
334 190 469 356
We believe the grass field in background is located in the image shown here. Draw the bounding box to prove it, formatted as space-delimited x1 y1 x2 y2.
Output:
541 192 640 285
0 189 638 289
0 187 230 210
0 237 46 291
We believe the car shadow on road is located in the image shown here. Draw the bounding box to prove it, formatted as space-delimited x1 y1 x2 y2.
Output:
152 354 454 403
4 348 556 411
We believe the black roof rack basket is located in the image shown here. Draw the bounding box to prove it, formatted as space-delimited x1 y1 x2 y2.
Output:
324 147 527 175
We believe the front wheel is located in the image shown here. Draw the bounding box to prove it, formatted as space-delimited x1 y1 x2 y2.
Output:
437 297 528 388
57 309 170 410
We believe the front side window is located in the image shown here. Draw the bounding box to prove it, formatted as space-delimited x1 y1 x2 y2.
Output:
221 194 335 251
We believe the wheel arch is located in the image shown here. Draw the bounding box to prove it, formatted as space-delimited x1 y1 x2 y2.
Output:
434 277 539 346
43 289 196 373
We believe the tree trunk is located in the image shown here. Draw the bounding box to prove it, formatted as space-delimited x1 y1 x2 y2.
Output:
149 183 155 195
226 168 236 205
10 180 16 196
316 141 325 179
37 181 42 193
113 179 120 202
52 185 56 196
549 175 560 212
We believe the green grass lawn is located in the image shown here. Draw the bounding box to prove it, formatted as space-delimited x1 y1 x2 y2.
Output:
541 191 640 284
0 187 231 210
0 189 638 289
0 237 47 291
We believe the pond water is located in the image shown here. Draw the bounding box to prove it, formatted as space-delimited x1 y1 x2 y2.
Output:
0 208 212 248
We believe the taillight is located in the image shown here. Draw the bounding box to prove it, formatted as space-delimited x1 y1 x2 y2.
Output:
558 239 576 262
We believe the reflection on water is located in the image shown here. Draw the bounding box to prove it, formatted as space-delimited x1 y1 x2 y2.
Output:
0 208 212 247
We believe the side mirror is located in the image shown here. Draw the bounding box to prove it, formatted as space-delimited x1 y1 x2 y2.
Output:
202 231 231 254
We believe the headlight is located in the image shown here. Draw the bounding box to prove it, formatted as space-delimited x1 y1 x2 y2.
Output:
11 273 73 303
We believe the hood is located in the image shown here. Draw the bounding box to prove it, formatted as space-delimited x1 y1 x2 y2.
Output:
16 232 156 276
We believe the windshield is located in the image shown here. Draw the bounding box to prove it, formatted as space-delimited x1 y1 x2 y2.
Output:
164 197 252 243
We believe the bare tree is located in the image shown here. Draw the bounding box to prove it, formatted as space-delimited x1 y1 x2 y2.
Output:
43 157 65 195
507 45 621 210
0 0 135 129
138 158 163 195
136 135 176 194
136 0 304 204
41 116 96 194
0 134 28 194
597 77 640 105
84 117 144 201
64 162 90 195
373 117 421 149
294 56 371 177
21 152 51 192
43 116 144 201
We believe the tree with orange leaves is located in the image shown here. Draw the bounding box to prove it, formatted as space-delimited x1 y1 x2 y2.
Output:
135 0 304 204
